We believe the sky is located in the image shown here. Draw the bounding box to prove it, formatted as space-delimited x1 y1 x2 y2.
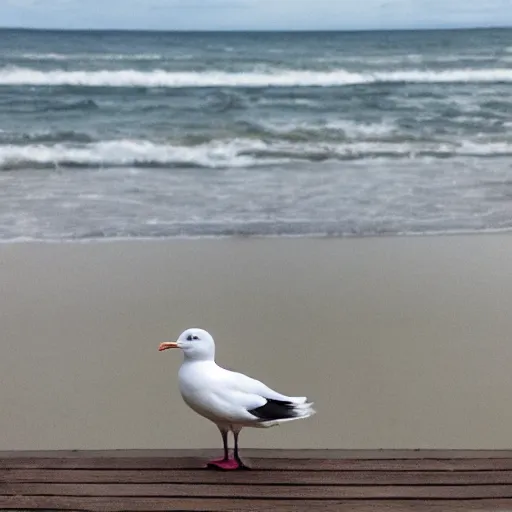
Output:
1 0 512 31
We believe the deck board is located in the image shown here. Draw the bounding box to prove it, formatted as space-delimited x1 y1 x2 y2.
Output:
7 468 512 485
2 450 512 511
5 456 512 471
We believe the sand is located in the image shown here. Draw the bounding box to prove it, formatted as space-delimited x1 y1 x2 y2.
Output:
1 235 512 451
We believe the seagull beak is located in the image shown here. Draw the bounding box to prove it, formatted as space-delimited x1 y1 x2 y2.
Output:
158 342 179 351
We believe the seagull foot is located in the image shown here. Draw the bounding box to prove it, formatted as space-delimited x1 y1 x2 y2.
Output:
206 458 240 470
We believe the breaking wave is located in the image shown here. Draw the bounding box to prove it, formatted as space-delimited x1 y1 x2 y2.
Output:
2 67 512 88
1 138 512 170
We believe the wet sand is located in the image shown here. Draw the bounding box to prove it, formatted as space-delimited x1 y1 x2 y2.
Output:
1 235 512 450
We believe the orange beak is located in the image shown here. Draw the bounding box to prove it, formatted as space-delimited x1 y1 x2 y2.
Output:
158 342 179 352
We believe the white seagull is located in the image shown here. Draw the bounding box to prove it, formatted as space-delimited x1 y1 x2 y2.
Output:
159 328 315 470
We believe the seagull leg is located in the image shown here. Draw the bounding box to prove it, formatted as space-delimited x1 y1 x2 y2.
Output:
233 428 250 470
206 427 238 470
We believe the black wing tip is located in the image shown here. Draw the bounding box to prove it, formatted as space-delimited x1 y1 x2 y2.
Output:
248 398 298 421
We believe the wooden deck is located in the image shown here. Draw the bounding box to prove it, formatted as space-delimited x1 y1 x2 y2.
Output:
3 450 512 511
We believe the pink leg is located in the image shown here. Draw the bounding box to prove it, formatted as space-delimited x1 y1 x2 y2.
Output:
205 428 240 470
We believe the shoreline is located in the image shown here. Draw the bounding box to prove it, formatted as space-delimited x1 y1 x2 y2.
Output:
0 226 512 245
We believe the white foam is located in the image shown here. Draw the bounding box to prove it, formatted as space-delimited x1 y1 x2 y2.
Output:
0 139 272 169
2 67 512 88
324 120 397 138
1 138 512 170
260 119 398 139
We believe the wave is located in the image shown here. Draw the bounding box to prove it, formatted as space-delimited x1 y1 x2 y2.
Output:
0 140 269 170
2 67 512 88
1 139 512 170
256 120 400 141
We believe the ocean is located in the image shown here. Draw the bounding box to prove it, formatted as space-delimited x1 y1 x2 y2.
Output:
1 28 512 241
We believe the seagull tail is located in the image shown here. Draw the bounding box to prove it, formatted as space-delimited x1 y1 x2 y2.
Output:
290 398 316 418
256 398 316 428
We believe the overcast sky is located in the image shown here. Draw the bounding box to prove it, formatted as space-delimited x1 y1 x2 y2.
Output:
1 0 512 31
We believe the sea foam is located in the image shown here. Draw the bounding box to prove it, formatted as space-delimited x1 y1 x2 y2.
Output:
2 67 512 88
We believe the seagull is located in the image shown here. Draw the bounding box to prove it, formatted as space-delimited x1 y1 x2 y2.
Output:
158 328 315 470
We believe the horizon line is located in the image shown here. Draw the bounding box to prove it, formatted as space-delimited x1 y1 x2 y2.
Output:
0 25 511 33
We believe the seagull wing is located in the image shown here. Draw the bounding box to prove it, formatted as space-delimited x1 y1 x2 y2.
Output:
210 367 314 426
220 368 308 404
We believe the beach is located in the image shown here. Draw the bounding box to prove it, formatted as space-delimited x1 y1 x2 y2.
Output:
1 234 512 450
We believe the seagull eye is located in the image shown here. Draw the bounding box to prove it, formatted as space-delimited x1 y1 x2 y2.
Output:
186 335 193 341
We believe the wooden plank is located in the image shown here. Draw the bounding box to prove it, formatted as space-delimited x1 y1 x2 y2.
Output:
4 482 512 499
2 496 512 512
2 452 512 511
2 449 512 459
3 456 512 471
5 468 512 485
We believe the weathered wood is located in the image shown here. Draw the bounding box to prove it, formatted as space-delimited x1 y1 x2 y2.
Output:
2 496 512 512
4 482 512 499
5 468 512 485
3 456 512 471
2 451 512 511
3 449 512 459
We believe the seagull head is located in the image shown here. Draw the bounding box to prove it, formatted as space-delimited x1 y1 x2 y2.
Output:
158 328 215 361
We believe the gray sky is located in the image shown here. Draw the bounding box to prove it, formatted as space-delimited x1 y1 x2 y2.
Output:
1 0 512 31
